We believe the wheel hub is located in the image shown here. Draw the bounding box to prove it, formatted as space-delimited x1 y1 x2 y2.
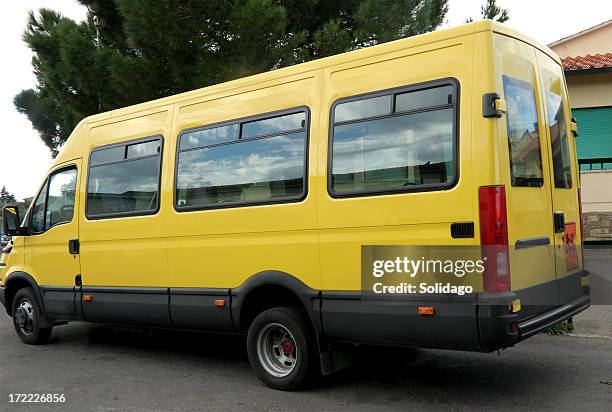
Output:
256 323 298 377
281 339 294 355
14 300 35 335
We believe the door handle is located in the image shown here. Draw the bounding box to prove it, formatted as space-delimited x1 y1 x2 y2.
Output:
68 239 79 254
553 212 565 233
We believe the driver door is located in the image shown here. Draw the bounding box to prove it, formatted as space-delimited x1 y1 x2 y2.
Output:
24 161 81 319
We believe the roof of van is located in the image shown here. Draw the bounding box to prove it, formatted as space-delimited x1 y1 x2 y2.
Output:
52 20 560 167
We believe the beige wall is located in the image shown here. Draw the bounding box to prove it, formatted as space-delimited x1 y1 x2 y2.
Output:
581 170 612 213
567 72 612 108
550 22 612 58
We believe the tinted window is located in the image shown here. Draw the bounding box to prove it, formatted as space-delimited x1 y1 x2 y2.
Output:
87 138 162 218
334 95 391 123
30 181 48 233
90 146 125 166
546 91 572 188
330 82 456 196
127 140 161 159
180 124 238 150
176 132 305 207
45 169 77 230
332 110 454 194
502 75 544 187
241 112 305 138
396 85 453 112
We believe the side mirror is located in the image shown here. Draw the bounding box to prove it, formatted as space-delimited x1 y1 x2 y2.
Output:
2 206 23 237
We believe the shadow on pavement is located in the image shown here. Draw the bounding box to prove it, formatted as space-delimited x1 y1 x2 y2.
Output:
50 322 558 399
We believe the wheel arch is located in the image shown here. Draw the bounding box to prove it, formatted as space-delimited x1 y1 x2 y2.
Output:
231 270 322 334
4 271 47 318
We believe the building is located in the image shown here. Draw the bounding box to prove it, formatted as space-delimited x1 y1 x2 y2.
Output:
549 19 612 241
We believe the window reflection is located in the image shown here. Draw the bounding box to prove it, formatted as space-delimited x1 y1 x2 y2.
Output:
335 95 391 123
46 169 77 229
546 90 572 188
502 75 544 187
180 124 238 150
30 182 47 233
241 112 305 139
176 132 305 207
127 140 160 159
87 156 160 217
90 146 124 166
396 85 453 112
332 109 454 194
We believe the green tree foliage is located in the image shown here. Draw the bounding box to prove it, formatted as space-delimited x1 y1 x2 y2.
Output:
481 0 509 23
0 186 17 234
465 0 509 24
0 186 16 205
15 0 449 156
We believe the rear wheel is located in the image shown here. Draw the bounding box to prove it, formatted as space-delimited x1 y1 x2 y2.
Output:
12 288 52 345
247 307 318 390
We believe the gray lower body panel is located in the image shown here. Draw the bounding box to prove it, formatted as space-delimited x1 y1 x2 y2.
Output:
81 287 171 327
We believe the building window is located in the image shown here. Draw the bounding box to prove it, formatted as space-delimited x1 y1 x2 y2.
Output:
176 110 308 209
330 81 458 197
573 107 612 171
86 137 162 219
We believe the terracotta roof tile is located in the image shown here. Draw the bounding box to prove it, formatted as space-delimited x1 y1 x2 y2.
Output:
562 53 612 71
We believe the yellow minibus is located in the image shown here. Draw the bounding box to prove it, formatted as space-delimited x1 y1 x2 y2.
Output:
0 20 589 390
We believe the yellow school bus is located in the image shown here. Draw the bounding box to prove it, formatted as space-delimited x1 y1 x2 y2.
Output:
0 20 589 390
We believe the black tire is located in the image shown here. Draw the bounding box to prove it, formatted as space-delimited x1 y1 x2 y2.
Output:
247 307 318 390
11 287 52 345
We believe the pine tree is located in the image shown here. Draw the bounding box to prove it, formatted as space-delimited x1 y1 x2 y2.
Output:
0 186 16 205
465 0 509 24
15 0 449 156
481 0 509 23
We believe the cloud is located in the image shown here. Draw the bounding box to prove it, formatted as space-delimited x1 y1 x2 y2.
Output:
332 109 454 175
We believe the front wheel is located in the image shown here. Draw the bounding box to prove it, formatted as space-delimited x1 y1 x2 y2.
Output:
247 307 318 390
12 288 52 345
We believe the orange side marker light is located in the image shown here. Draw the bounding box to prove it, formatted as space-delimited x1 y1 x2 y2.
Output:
418 306 435 316
83 295 93 302
214 299 226 308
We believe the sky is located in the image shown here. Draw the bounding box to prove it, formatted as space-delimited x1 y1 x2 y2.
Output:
1 0 611 200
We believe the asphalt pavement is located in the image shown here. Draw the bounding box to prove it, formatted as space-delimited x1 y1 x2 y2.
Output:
0 247 610 411
0 313 610 411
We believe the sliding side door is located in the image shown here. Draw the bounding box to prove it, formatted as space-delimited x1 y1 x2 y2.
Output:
79 110 172 327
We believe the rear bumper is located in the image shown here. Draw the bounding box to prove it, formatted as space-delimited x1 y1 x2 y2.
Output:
321 271 590 352
518 295 590 339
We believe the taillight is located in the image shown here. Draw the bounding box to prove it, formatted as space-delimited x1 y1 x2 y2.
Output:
479 186 511 292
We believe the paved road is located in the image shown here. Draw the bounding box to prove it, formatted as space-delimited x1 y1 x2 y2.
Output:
0 314 610 411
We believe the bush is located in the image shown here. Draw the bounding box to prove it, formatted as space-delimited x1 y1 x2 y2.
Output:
545 319 575 335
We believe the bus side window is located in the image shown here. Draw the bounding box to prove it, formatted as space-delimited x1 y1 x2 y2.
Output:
330 82 457 197
175 110 308 210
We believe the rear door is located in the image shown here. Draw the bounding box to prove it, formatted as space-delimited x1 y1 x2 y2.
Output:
494 34 557 310
536 52 584 303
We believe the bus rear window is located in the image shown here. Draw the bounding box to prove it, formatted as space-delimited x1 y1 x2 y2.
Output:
545 90 572 188
502 75 544 187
